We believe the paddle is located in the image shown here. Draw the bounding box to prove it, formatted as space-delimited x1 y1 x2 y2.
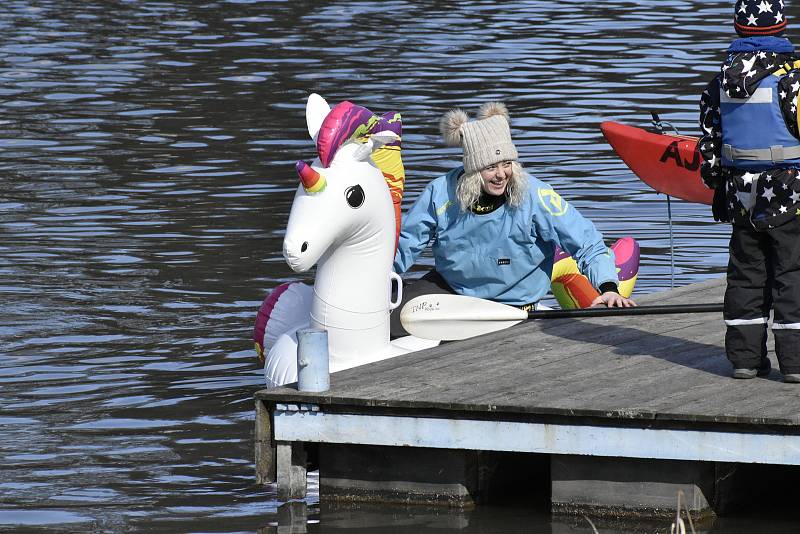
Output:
400 293 724 341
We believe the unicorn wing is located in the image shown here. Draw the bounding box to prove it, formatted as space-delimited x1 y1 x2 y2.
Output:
352 131 399 162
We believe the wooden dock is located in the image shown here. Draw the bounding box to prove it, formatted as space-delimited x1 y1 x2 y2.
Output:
254 278 800 518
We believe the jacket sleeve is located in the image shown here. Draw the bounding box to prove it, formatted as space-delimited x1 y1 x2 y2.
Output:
532 185 618 290
699 75 725 189
778 66 800 139
393 182 437 274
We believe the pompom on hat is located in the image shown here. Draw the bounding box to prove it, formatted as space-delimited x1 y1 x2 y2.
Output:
440 102 519 175
734 0 787 37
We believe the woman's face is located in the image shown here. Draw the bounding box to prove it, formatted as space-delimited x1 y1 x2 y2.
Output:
479 160 513 196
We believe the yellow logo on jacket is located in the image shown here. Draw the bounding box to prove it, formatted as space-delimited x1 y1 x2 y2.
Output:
538 188 568 216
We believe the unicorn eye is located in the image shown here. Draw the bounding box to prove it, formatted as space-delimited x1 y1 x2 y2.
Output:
345 185 364 208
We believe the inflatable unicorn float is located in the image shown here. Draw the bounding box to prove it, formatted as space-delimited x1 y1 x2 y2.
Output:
254 94 640 387
253 94 440 387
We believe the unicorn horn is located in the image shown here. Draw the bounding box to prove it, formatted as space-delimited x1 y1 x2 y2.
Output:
296 160 326 194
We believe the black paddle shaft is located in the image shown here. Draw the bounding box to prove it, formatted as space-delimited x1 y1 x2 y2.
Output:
528 303 723 319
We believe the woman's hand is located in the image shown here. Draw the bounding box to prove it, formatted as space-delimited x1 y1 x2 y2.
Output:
590 291 637 308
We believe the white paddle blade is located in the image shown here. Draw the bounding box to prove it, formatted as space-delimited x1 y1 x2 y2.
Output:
400 294 527 341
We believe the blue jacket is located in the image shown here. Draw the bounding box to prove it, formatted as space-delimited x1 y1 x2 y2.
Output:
393 167 618 306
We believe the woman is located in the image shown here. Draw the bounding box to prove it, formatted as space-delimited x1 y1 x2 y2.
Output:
391 102 634 337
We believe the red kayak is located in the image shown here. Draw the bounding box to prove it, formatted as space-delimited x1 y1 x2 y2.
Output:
601 121 713 205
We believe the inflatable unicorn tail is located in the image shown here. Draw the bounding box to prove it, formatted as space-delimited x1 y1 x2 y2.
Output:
253 281 313 363
612 236 639 299
550 237 640 310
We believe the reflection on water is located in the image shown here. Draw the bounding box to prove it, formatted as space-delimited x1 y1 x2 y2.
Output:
263 500 800 534
0 0 794 531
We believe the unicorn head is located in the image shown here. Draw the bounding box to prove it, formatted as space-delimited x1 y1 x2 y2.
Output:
282 94 403 274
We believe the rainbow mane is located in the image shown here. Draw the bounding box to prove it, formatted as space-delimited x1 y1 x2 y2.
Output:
315 102 405 250
369 112 404 251
316 101 375 167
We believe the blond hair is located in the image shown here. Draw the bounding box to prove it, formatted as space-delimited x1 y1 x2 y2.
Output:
455 161 528 212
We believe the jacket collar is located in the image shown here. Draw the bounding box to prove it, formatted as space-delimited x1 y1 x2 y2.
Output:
728 36 795 54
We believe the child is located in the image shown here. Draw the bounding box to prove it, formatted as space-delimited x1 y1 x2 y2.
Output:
699 0 800 381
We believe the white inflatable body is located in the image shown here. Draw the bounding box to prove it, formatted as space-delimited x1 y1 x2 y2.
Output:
257 94 438 387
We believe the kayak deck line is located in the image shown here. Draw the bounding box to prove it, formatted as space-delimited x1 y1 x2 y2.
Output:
255 277 799 519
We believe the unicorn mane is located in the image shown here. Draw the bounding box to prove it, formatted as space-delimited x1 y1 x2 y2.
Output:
369 112 405 251
314 101 405 250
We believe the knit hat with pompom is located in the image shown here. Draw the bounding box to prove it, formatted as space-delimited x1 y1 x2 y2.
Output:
440 102 518 175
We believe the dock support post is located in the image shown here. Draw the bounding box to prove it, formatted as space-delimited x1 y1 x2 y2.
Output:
318 444 504 507
277 441 307 501
551 455 715 518
255 399 275 485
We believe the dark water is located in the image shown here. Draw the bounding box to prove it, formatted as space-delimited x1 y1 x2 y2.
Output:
1 0 797 532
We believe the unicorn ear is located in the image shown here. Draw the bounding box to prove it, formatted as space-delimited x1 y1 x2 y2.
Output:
352 131 399 162
306 93 331 142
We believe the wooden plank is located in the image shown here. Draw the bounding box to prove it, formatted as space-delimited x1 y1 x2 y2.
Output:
356 316 719 408
333 316 711 403
273 408 800 464
255 398 275 485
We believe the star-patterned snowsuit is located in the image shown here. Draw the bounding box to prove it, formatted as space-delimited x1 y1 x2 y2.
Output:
699 35 800 375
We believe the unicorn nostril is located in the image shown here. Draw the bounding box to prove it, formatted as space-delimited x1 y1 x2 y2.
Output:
301 242 308 253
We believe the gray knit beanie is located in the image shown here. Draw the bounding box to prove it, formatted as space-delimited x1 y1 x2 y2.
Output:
440 102 518 175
